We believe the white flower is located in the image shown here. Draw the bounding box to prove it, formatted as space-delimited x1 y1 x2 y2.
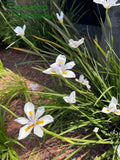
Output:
93 0 120 9
15 102 54 140
75 74 91 90
117 145 120 157
93 127 99 133
43 54 76 78
101 97 120 115
68 38 84 48
56 11 64 23
63 91 76 103
14 24 26 37
29 83 38 91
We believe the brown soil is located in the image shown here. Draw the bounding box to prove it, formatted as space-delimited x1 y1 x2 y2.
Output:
0 48 110 160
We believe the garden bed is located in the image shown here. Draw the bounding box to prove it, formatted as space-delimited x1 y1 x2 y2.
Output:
0 48 110 160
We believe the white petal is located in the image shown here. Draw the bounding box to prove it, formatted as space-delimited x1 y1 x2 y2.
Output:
56 12 63 23
79 74 84 82
56 13 60 19
69 98 76 103
87 84 91 89
62 70 76 78
75 78 79 82
93 127 99 133
24 102 35 119
42 68 52 74
14 117 29 125
110 97 118 105
114 110 120 115
78 38 84 45
63 94 76 104
93 0 104 5
108 103 117 111
18 124 33 140
117 145 120 157
101 107 111 114
70 91 76 99
34 125 44 138
38 115 54 127
35 107 45 119
23 24 26 31
14 26 22 33
68 39 74 43
65 61 75 70
84 79 89 85
63 96 70 103
56 55 66 65
43 68 57 74
60 11 64 18
50 62 57 68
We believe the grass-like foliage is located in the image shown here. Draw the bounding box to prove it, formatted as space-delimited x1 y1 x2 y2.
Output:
1 0 120 159
0 108 25 160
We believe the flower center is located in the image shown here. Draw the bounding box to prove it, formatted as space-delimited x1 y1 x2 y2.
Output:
59 61 63 64
25 120 44 132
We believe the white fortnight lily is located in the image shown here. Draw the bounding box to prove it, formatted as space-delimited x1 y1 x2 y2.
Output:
93 127 99 133
43 54 76 78
56 11 64 23
75 74 91 90
63 91 76 103
68 38 84 48
15 102 54 140
29 83 38 91
14 24 26 37
101 97 120 115
93 0 120 9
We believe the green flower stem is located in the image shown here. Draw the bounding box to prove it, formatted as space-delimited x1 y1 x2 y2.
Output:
0 104 18 118
41 127 75 144
95 133 103 140
41 127 111 146
77 47 83 57
106 9 113 47
23 37 48 65
62 77 90 95
70 137 113 145
0 11 14 31
61 23 70 38
71 104 98 125
0 0 7 11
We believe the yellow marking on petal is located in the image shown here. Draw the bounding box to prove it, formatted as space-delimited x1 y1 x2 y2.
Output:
59 61 63 64
51 70 56 74
62 71 67 75
114 111 120 114
106 109 109 112
25 124 34 132
107 6 111 9
29 111 33 115
36 120 44 125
